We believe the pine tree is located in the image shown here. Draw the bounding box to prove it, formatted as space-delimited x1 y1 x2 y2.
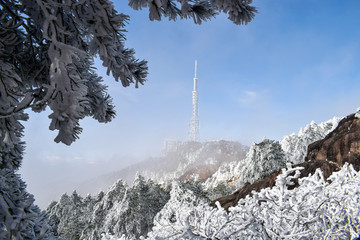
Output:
113 174 170 239
128 0 257 25
49 175 170 239
88 180 129 239
0 169 56 239
46 191 87 239
240 138 286 183
149 181 215 239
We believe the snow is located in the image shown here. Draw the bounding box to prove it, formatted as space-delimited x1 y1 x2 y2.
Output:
204 138 286 192
281 116 342 164
204 117 342 192
355 107 360 118
103 164 360 239
151 164 360 239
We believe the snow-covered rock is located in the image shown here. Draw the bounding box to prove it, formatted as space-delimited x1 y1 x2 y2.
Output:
281 116 341 164
204 117 342 193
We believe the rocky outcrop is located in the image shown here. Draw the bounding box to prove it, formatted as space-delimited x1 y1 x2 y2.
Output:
305 113 360 170
211 159 340 210
213 113 360 210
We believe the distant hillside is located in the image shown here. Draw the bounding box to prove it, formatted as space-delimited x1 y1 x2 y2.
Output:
74 117 342 198
143 140 249 183
75 140 249 196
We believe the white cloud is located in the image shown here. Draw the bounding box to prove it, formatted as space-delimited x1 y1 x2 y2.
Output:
237 90 260 106
244 90 258 98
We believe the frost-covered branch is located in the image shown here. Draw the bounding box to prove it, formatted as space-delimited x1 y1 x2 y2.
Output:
1 0 148 145
146 164 360 239
128 0 258 25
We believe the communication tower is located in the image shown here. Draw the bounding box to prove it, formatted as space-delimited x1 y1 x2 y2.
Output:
189 60 200 142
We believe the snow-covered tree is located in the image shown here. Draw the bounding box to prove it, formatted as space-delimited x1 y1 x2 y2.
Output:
0 169 57 239
46 191 89 239
115 174 169 239
205 138 286 192
148 181 211 239
129 0 257 25
47 175 170 239
82 180 129 239
147 164 360 240
281 117 341 164
206 182 233 200
205 117 342 192
237 138 286 185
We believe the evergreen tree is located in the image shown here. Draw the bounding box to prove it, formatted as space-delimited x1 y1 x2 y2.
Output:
47 191 86 240
49 175 170 239
0 169 56 239
239 138 286 184
180 180 209 201
281 117 341 164
206 182 232 200
204 138 287 193
109 174 170 239
87 180 129 239
149 181 212 239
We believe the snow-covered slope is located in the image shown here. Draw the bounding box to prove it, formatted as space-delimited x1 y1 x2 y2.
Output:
143 140 249 184
73 140 248 203
204 117 342 192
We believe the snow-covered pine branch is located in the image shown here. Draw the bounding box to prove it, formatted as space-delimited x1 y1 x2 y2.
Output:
0 169 55 239
1 0 148 145
128 0 257 25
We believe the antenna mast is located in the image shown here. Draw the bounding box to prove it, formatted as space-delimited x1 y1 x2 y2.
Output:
189 60 200 142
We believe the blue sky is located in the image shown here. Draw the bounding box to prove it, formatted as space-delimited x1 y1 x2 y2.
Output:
20 1 360 208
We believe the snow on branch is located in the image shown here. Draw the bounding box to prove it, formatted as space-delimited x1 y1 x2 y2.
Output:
147 164 360 239
128 0 258 25
0 0 150 145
